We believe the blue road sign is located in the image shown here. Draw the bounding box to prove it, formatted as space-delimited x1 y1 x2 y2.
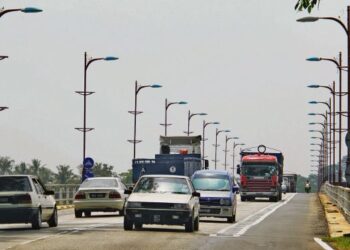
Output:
83 157 94 169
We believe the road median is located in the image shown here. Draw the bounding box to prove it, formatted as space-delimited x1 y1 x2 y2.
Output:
57 204 74 210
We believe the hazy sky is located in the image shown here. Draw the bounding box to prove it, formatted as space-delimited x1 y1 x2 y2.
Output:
1 0 348 176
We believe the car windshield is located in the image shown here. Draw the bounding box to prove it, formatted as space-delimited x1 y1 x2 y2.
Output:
192 175 230 191
241 164 277 177
80 179 118 188
133 177 191 194
0 177 32 192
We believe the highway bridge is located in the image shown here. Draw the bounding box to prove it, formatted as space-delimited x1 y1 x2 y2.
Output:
0 193 327 250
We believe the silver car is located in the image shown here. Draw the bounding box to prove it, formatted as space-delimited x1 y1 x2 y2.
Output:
73 177 127 217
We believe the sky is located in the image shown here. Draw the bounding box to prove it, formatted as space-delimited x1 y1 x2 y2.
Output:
0 0 348 177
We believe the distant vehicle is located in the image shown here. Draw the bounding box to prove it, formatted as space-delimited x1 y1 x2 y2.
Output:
123 175 200 232
283 173 297 193
73 177 127 218
0 175 57 229
132 136 203 183
281 181 287 194
191 170 238 223
237 145 284 202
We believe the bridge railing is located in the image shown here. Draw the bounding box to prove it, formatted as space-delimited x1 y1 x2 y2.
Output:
322 182 350 222
46 184 80 205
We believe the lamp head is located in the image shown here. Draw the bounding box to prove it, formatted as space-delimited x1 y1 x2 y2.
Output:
306 57 321 62
307 84 320 88
297 17 320 22
151 84 162 88
21 7 43 13
104 56 118 61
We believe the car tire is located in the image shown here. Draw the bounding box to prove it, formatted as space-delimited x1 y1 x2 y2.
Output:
75 209 82 218
241 196 246 202
84 211 91 217
124 216 133 231
32 208 42 230
119 208 124 216
47 207 58 227
134 222 143 230
269 197 278 202
185 215 194 232
227 211 236 223
194 216 199 231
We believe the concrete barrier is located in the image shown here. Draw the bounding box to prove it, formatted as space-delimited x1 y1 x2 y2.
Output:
322 182 350 222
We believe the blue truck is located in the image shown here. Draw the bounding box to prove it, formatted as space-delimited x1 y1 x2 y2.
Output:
132 136 204 183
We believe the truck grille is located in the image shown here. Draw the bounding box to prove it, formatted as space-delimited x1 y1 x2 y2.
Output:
246 180 272 192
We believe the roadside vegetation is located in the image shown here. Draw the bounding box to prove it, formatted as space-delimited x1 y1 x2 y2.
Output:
296 174 318 193
323 236 350 250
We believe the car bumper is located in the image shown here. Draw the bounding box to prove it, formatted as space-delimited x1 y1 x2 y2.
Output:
0 207 36 224
125 208 192 225
240 191 278 197
74 199 124 212
199 205 233 217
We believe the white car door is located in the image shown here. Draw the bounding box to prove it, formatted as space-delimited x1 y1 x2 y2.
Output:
32 178 51 220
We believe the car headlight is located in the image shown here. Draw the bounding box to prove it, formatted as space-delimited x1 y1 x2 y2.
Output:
127 202 142 208
172 203 190 210
219 198 231 206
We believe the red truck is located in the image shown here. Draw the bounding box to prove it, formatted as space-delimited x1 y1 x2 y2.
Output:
237 145 284 202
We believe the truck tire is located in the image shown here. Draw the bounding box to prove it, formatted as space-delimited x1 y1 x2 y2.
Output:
241 196 246 202
134 222 143 229
124 216 133 231
47 207 58 227
31 208 42 230
84 211 91 217
75 209 82 218
269 196 278 202
194 216 199 231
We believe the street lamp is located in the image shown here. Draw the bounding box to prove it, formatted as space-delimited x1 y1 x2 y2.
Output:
0 7 42 18
75 52 118 163
185 111 207 136
202 121 220 169
0 56 8 61
223 136 239 170
128 81 162 159
213 128 230 169
297 10 350 186
161 99 187 136
232 142 245 177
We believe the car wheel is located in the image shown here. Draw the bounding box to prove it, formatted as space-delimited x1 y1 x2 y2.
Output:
119 208 124 216
84 211 91 217
32 208 42 230
124 216 133 231
75 209 82 218
241 196 246 202
227 210 236 223
134 222 143 230
194 216 199 231
47 207 58 227
185 214 194 232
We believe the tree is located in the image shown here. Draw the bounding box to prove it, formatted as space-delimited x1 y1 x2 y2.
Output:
13 162 29 175
55 165 79 184
295 0 320 13
92 163 115 177
29 159 43 176
0 156 14 175
119 169 133 185
38 167 55 184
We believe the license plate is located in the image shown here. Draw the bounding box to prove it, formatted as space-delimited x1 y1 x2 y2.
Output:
153 215 160 223
90 193 105 198
0 197 8 203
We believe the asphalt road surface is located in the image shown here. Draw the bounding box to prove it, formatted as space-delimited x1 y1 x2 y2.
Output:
0 193 327 250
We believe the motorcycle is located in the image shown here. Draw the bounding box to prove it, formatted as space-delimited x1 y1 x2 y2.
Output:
305 183 311 193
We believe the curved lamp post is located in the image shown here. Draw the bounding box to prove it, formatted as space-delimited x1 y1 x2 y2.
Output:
223 136 239 170
128 82 162 159
0 7 42 18
185 111 207 136
202 121 220 168
75 52 118 164
161 99 187 136
0 56 8 61
213 128 230 169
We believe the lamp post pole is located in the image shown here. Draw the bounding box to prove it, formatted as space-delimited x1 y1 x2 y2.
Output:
185 111 207 136
162 99 187 136
0 7 42 18
223 136 239 170
202 121 219 169
213 128 230 169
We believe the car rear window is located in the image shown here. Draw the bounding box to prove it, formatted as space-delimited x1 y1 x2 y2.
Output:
80 179 118 188
0 177 32 192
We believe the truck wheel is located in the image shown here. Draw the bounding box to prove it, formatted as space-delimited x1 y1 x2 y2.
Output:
119 209 124 216
31 209 42 230
194 216 199 231
47 207 58 227
241 196 246 202
84 211 91 217
134 222 143 229
75 209 82 218
124 216 133 231
269 197 278 202
185 215 194 232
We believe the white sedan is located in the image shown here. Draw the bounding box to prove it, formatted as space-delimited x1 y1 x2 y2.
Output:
73 177 127 217
124 175 200 232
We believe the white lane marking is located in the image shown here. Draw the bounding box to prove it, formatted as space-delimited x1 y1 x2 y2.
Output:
314 238 334 250
210 193 297 237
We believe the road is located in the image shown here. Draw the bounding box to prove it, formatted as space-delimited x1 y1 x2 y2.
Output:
0 193 327 250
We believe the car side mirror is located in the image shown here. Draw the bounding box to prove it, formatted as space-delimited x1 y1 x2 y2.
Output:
44 190 54 195
124 189 132 195
192 191 200 197
236 165 241 175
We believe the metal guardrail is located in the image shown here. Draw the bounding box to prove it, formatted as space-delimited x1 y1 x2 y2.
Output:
322 182 350 222
46 184 80 205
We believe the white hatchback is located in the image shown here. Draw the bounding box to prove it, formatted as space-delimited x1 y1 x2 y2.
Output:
0 175 57 229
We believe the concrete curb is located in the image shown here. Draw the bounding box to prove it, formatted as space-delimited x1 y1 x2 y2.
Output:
319 193 350 237
57 205 74 210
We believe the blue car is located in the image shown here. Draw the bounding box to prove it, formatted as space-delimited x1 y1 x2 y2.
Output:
191 170 238 223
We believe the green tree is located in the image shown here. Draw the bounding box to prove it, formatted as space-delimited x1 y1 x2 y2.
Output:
119 169 133 185
13 162 29 175
38 167 55 184
0 156 14 175
55 165 79 184
92 163 115 177
29 159 43 176
295 0 320 13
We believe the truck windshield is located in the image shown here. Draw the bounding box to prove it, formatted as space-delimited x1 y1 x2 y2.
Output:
241 164 277 177
133 177 191 194
192 175 230 191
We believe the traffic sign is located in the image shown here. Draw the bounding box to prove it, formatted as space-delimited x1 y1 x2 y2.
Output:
83 157 94 169
346 132 350 148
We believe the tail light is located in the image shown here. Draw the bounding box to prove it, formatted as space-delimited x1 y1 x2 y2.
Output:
241 175 247 187
75 191 86 200
271 175 278 187
109 191 121 199
16 193 32 204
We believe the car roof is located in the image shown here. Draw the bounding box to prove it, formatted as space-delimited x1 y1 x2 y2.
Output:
0 175 37 178
193 170 230 176
140 175 190 179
